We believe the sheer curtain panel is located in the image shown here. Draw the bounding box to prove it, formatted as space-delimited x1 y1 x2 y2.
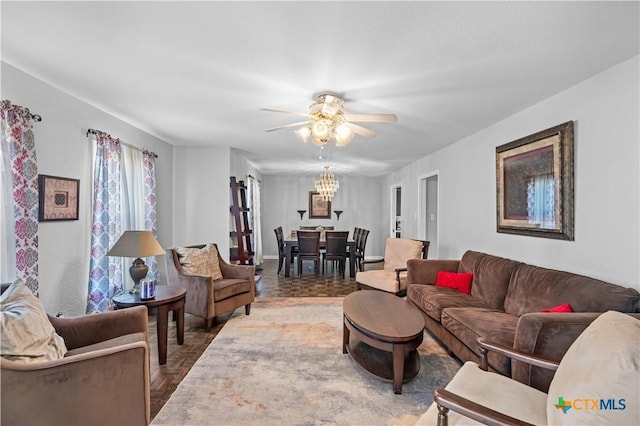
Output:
247 175 263 265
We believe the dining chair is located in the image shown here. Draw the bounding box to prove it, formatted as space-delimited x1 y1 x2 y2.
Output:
323 231 349 277
297 230 321 276
355 228 369 272
274 226 286 274
348 227 362 266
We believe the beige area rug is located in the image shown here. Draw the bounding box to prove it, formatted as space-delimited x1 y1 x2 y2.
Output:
152 297 461 426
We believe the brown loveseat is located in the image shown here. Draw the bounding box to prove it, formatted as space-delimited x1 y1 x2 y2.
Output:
407 250 640 392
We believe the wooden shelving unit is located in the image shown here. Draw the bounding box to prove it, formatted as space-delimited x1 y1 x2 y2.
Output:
229 176 254 265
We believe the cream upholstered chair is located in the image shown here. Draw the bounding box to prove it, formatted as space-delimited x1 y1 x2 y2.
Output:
356 238 429 297
165 243 255 331
416 311 640 426
1 281 150 426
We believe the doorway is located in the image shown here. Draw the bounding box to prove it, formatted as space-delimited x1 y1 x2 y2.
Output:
419 173 438 258
390 184 402 238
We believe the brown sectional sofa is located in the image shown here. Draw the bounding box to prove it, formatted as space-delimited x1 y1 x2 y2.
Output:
407 250 640 392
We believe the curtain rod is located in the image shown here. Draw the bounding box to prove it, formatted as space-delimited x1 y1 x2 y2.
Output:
85 128 158 158
1 100 42 122
247 174 262 184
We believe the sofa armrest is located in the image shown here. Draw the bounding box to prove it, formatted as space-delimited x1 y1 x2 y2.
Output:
511 312 611 391
477 337 559 372
434 388 533 426
48 305 148 350
406 259 460 286
1 341 150 425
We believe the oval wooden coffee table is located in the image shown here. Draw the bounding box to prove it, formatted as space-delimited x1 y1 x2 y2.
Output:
343 290 425 394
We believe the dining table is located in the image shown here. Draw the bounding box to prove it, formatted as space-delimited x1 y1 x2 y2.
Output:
284 237 357 278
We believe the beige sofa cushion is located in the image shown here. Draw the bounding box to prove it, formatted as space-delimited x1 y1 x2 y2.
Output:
175 243 223 280
355 270 408 293
0 280 67 363
547 311 639 426
416 361 547 425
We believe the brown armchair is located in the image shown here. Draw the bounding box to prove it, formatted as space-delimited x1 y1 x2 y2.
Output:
165 243 255 331
1 304 151 426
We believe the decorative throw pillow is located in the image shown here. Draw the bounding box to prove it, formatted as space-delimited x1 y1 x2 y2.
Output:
547 311 639 425
435 271 473 294
0 279 67 363
175 244 223 280
540 303 574 313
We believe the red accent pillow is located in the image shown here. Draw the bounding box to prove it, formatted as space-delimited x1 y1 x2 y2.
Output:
435 271 473 295
540 303 574 313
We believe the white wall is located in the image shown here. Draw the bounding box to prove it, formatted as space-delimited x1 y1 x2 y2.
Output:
171 146 230 257
1 62 175 315
230 148 261 182
261 174 387 258
385 56 639 289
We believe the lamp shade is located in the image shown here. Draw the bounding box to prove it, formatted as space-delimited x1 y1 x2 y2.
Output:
107 231 165 258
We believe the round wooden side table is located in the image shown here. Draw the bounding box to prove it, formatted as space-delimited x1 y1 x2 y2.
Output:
113 286 186 365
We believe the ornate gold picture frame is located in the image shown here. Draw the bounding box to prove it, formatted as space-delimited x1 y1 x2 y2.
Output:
496 121 574 240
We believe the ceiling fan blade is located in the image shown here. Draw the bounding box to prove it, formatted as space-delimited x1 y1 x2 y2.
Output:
344 113 397 123
261 108 309 117
265 121 310 132
349 123 376 138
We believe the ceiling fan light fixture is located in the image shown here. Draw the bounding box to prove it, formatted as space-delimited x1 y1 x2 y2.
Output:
294 126 311 143
317 94 343 117
311 135 327 146
311 119 331 140
335 123 354 146
263 93 396 147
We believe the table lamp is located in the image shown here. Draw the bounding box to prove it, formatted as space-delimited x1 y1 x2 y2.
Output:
107 230 165 295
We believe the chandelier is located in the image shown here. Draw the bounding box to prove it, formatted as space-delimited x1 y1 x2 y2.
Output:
315 166 340 201
295 95 355 147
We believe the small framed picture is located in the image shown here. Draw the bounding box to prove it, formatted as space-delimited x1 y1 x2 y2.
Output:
308 191 331 219
38 175 80 221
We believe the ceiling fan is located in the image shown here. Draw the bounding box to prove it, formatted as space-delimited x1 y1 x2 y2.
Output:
262 94 397 147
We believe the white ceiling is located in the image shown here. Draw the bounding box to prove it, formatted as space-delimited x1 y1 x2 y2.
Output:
2 1 638 176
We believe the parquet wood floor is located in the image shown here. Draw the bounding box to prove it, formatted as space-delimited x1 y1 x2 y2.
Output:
149 258 381 420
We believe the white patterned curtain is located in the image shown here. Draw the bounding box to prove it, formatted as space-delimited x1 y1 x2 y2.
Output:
87 134 123 313
143 151 159 279
0 100 39 294
86 132 158 313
